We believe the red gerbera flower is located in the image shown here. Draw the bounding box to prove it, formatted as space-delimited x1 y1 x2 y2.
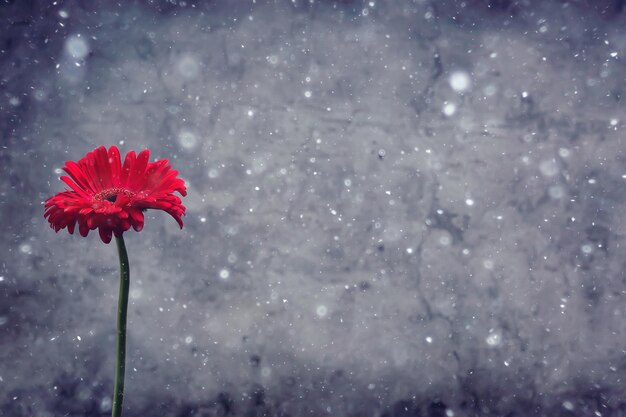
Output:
44 145 187 243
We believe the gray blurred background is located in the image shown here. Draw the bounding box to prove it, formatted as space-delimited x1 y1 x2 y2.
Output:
1 0 625 416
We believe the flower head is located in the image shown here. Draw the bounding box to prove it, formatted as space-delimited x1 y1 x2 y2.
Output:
44 145 187 243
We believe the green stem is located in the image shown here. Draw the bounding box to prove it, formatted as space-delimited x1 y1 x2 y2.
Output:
112 235 130 417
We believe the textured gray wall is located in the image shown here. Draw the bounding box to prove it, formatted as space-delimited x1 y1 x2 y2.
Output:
1 1 625 416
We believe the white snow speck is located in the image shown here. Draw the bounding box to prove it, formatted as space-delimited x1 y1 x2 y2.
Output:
177 55 200 79
442 102 456 116
316 305 328 318
449 71 471 92
100 397 112 412
219 269 230 280
65 35 89 60
581 244 593 255
548 185 564 199
178 130 197 150
539 159 559 177
483 84 497 96
486 330 501 347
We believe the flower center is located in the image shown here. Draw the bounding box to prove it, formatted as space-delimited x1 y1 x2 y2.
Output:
94 188 135 203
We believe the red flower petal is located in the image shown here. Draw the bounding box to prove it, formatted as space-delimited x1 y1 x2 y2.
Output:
120 150 136 186
45 145 186 243
99 227 113 244
108 146 122 185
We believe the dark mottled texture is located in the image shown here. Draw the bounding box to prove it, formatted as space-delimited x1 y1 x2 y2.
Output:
1 0 625 416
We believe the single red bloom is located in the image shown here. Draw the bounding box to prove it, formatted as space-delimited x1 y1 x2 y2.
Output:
44 145 187 243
